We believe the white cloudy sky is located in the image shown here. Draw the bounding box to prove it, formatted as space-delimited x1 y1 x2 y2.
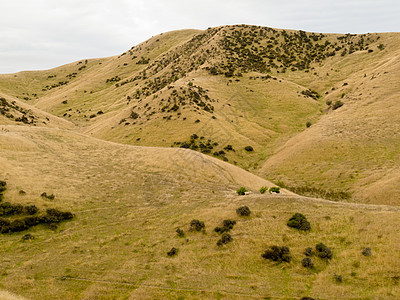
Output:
1 0 399 74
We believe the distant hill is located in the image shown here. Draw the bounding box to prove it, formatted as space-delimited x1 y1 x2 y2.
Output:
1 25 399 205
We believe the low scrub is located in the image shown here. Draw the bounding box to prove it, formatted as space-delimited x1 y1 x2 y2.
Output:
236 206 251 217
189 219 205 232
261 246 291 263
315 243 333 259
287 213 311 231
236 187 248 195
214 219 236 234
217 233 233 246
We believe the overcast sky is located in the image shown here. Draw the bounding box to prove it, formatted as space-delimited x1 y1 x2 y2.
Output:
1 0 399 74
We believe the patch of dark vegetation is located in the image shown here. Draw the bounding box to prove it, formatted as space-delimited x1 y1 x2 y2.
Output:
334 274 343 283
287 213 311 231
301 89 320 100
244 146 254 152
304 247 313 257
315 243 333 260
167 247 178 257
236 206 251 217
0 180 6 201
217 233 233 246
236 187 248 195
332 100 344 110
21 233 34 241
214 219 236 235
301 257 314 268
176 228 185 238
42 81 69 91
269 187 280 194
259 186 268 194
41 192 55 200
106 76 121 83
262 246 291 263
0 97 37 124
189 219 205 232
276 181 351 201
172 135 228 161
362 247 372 257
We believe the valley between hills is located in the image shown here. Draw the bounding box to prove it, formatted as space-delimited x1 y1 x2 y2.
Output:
0 25 399 299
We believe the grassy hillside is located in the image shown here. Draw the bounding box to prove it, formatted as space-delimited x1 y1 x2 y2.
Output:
0 25 399 204
0 125 399 299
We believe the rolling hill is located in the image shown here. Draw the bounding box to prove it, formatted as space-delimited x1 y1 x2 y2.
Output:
1 24 400 299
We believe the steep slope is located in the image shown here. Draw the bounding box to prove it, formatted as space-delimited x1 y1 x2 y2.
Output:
0 124 399 299
261 36 400 205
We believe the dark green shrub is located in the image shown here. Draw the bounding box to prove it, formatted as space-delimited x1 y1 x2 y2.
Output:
236 206 251 216
167 247 178 257
287 213 311 231
214 219 236 234
259 186 268 194
304 247 313 256
9 220 28 232
269 187 280 194
362 247 372 257
332 100 343 110
261 246 291 263
41 192 55 200
0 202 23 216
25 205 39 215
217 233 233 246
189 219 205 232
315 243 333 259
300 297 316 300
244 146 254 152
306 121 312 128
176 228 185 238
302 257 314 268
236 187 248 195
0 180 6 193
21 233 34 241
334 274 343 283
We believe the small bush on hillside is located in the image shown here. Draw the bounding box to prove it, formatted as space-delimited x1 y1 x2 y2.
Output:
214 219 236 234
167 247 178 257
244 146 254 152
269 187 280 194
0 180 6 193
21 233 34 241
25 205 39 215
236 206 251 216
176 228 185 238
0 202 23 216
332 100 343 110
302 257 314 268
189 219 205 232
334 274 343 283
306 121 312 128
217 233 233 246
287 213 311 231
262 246 291 263
304 247 313 256
362 247 372 257
259 186 268 194
236 187 248 195
41 192 55 200
315 243 333 259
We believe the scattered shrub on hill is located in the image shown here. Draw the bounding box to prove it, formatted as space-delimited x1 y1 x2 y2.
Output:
244 146 254 152
362 247 372 257
269 187 280 194
304 247 313 256
236 187 248 195
332 100 343 110
315 243 333 259
41 192 55 200
0 180 6 201
21 233 34 241
377 43 385 51
262 246 291 263
259 186 268 194
302 257 314 268
167 247 178 257
19 190 26 195
287 213 311 231
334 274 343 283
0 202 23 216
217 233 233 246
236 206 251 216
24 205 39 215
301 297 316 300
189 219 205 232
214 219 236 234
306 121 312 128
176 228 185 238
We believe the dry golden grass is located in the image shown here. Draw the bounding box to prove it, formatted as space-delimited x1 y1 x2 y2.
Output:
0 125 399 299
